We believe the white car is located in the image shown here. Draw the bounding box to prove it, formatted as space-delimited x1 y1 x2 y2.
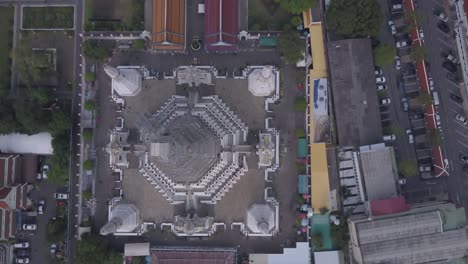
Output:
434 11 449 23
383 134 396 141
37 200 45 214
396 41 408 48
406 129 414 143
15 258 29 264
401 98 409 112
395 56 401 70
13 242 30 249
429 78 434 91
376 77 386 83
381 98 391 105
398 178 407 185
42 164 49 179
455 114 468 126
377 84 387 91
388 20 397 35
418 29 424 39
375 69 383 75
392 4 403 11
22 224 37 231
54 193 69 200
51 244 57 255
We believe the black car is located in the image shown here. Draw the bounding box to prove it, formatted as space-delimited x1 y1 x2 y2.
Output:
450 93 463 104
447 72 460 83
442 61 457 73
460 154 468 164
438 22 450 33
410 112 425 120
15 249 29 257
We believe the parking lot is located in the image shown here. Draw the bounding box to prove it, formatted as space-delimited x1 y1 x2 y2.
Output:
373 0 449 203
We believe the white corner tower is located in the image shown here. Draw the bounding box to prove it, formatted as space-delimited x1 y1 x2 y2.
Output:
100 203 140 235
104 65 142 97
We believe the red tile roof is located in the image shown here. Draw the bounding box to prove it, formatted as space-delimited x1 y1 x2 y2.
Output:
205 0 239 52
370 196 410 216
152 0 186 50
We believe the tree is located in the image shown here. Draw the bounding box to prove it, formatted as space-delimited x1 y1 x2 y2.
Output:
76 234 121 264
279 0 317 14
30 87 53 104
46 217 67 242
319 206 329 215
133 39 145 50
82 40 114 60
83 128 93 141
83 160 94 171
48 131 70 185
83 190 92 200
373 44 396 67
132 256 144 264
290 16 303 27
85 71 96 82
404 11 424 32
84 100 95 111
399 160 418 177
427 129 443 147
411 46 427 61
14 100 50 134
331 221 350 250
294 97 307 111
313 233 324 250
295 129 306 138
326 0 383 38
278 29 304 64
417 92 432 105
48 111 71 135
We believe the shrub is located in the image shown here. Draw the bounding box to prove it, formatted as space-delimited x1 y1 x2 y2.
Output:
83 159 94 171
83 128 92 141
84 100 95 111
85 71 95 82
83 190 92 200
295 129 306 138
294 98 307 111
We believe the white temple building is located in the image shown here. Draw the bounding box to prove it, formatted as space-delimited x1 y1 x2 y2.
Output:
256 133 275 167
245 202 279 236
105 129 131 169
248 66 277 97
100 202 141 235
104 65 142 97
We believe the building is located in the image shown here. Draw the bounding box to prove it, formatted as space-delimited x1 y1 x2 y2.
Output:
349 203 468 264
100 203 140 235
249 242 309 264
314 251 345 264
454 0 468 97
150 246 237 264
327 38 383 147
248 66 277 97
204 0 239 52
152 0 186 51
104 65 142 97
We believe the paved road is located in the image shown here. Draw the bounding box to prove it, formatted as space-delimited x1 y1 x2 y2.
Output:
377 0 448 203
416 0 468 210
67 0 84 262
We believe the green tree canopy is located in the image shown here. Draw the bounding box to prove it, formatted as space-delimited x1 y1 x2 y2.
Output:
373 44 396 67
82 40 114 60
313 233 324 250
30 87 53 104
83 190 92 200
426 129 443 147
85 71 96 82
46 217 67 243
417 92 432 105
278 29 304 64
279 0 316 14
399 160 418 177
48 111 71 135
133 39 145 49
83 160 94 171
84 100 95 111
295 129 306 138
76 234 121 264
411 46 427 61
83 128 93 141
48 131 70 185
326 0 383 38
294 97 307 111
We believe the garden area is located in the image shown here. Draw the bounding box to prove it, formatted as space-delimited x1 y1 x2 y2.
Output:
0 6 14 97
248 0 291 31
22 6 75 29
84 0 144 31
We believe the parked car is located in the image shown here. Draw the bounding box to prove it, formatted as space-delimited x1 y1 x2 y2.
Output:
37 200 45 214
433 9 449 22
455 114 468 126
381 98 391 105
418 29 424 40
383 134 396 142
15 250 29 257
446 54 458 63
54 193 69 200
395 56 401 70
13 242 30 249
50 244 57 255
398 178 407 185
388 20 397 35
428 78 435 91
375 69 383 75
442 61 457 73
377 84 387 90
436 113 441 128
42 164 49 179
406 129 414 143
22 224 37 231
438 22 450 33
401 98 409 111
447 72 460 83
460 154 468 164
392 4 404 12
410 113 425 120
396 40 408 48
450 93 463 104
15 258 29 264
376 77 386 83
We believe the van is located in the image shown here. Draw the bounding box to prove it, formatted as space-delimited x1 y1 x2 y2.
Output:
433 92 440 106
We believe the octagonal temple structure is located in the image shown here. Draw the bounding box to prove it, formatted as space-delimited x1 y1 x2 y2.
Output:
136 91 249 208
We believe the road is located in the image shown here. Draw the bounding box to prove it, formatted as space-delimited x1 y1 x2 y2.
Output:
415 0 468 211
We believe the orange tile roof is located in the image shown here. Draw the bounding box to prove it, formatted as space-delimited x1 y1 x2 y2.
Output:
152 0 186 50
